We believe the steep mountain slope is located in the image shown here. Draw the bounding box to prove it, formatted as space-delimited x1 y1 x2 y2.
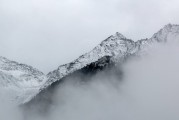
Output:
0 56 47 104
40 24 179 93
42 32 137 90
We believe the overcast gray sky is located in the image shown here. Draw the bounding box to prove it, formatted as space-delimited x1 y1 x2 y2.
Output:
0 0 179 73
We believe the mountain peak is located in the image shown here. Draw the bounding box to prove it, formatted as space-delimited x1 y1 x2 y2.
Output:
113 32 126 39
162 23 179 32
164 23 172 28
164 23 179 28
42 32 134 89
150 24 179 42
99 32 128 47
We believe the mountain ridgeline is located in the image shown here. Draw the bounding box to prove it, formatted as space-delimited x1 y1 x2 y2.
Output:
21 24 179 114
1 24 179 106
40 24 179 92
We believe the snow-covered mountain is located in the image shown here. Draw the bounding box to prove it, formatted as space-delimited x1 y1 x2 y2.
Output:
1 24 179 104
42 32 136 89
135 24 179 53
0 56 47 104
41 24 179 92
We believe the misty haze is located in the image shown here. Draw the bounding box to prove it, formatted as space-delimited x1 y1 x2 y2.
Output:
1 0 179 120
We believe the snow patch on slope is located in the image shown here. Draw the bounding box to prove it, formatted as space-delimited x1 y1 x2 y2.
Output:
0 56 47 104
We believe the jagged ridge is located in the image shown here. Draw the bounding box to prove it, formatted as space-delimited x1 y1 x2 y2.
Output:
42 24 179 92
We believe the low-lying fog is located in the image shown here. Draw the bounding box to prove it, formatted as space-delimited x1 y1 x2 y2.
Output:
1 42 179 120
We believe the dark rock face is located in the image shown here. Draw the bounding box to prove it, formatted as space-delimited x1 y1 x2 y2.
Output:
23 56 123 116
